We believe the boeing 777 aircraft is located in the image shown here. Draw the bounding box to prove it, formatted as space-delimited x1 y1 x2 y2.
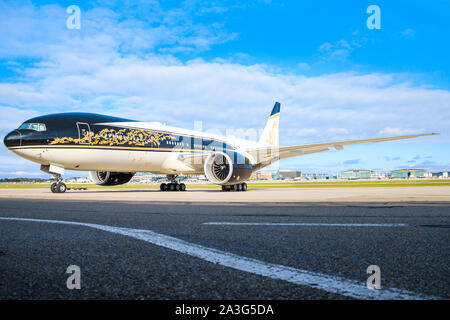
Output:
3 102 436 193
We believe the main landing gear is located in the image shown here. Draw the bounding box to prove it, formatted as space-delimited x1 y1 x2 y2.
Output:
221 183 247 192
50 174 67 193
160 174 186 192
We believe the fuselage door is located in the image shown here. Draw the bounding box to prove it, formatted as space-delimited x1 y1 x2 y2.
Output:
76 122 91 145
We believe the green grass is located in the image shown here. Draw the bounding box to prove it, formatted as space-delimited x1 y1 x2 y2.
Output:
1 180 449 189
246 180 450 188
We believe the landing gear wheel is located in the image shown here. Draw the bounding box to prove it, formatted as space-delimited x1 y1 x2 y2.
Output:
56 182 66 193
51 182 58 193
161 174 186 191
223 183 247 192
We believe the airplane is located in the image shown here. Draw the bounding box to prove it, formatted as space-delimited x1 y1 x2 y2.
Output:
3 102 437 193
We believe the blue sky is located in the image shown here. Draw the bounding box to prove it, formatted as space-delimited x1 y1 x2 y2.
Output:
0 0 449 177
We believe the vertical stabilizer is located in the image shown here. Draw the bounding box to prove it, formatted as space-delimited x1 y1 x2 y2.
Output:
258 102 280 147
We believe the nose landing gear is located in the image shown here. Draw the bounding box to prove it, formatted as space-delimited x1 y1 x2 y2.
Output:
222 182 247 192
50 174 67 193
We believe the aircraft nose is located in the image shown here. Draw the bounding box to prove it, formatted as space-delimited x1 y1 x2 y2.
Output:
4 130 22 148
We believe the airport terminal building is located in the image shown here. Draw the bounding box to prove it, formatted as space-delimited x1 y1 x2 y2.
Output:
341 170 372 180
391 169 427 179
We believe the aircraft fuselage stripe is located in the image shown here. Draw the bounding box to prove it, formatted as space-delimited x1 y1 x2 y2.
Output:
8 145 213 152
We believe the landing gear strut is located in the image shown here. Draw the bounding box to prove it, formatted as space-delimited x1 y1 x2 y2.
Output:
50 174 67 193
160 174 186 192
222 182 247 192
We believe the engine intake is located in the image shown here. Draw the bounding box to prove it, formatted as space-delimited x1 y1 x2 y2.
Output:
204 152 253 185
89 171 135 186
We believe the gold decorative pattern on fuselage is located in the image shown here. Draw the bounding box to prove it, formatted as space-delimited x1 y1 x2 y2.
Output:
50 128 173 147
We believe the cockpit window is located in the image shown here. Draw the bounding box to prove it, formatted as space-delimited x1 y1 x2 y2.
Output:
19 123 47 131
19 124 31 130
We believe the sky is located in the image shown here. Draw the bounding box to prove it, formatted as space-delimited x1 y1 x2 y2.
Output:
0 0 449 177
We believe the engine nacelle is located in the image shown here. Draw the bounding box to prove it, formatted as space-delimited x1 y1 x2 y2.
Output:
88 171 135 186
203 152 253 185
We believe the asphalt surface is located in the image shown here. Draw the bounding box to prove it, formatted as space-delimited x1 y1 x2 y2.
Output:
1 186 450 202
0 199 448 299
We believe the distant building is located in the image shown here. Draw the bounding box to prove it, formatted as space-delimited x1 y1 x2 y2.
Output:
255 171 273 180
341 170 371 180
130 173 161 183
302 173 337 180
271 171 281 180
431 172 449 179
370 171 386 179
66 177 90 183
279 170 301 179
391 169 426 179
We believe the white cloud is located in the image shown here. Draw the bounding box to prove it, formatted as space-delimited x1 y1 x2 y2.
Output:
0 105 40 129
290 128 320 137
0 152 33 169
328 128 349 135
10 171 41 176
318 39 353 61
378 127 420 136
297 62 311 71
1 59 449 146
0 2 234 59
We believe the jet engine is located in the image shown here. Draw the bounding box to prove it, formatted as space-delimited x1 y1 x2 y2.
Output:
88 171 135 186
203 151 253 185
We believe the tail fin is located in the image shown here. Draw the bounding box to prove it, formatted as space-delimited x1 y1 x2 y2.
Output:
258 102 280 147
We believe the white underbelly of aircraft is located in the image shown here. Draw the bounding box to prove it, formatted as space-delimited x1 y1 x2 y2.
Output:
13 147 198 174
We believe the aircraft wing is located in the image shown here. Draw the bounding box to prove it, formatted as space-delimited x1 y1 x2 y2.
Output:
176 133 437 171
246 133 438 165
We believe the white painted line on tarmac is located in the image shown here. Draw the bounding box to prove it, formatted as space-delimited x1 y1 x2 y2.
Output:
0 216 437 300
202 222 409 227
